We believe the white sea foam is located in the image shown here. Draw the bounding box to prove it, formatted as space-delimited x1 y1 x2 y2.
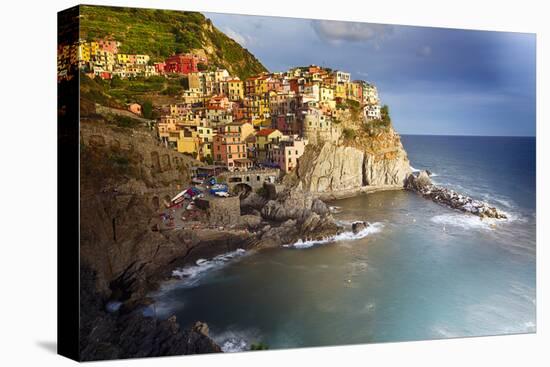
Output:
410 165 438 177
171 248 247 287
430 213 501 231
284 222 384 249
211 329 262 353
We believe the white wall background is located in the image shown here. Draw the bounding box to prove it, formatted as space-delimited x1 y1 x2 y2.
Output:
0 0 547 366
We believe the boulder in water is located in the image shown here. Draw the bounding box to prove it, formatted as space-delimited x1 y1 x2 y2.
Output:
352 221 368 234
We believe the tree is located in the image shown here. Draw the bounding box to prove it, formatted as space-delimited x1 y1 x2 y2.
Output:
142 100 153 119
381 104 391 123
197 62 208 71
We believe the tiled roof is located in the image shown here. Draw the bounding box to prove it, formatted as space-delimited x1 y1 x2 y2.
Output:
256 128 277 137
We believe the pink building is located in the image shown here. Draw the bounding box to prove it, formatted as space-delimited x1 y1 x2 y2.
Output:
268 136 308 173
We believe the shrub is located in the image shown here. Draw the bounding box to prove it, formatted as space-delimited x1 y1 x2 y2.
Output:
250 343 269 351
343 128 356 140
142 100 153 119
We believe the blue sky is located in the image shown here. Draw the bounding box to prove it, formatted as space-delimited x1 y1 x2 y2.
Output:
205 12 536 136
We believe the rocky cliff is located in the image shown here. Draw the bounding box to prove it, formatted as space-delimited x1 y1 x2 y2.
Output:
293 122 412 197
78 117 236 358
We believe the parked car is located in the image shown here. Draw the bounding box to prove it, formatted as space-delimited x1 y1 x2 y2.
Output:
209 183 228 196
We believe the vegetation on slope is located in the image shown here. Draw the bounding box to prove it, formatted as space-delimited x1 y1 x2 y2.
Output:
79 5 267 79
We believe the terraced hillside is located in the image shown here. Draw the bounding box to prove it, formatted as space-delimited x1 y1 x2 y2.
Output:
79 5 267 79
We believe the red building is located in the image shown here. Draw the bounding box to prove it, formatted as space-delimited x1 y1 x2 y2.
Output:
164 54 208 75
154 62 166 74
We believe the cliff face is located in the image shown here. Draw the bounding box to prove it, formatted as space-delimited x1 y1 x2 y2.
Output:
79 118 249 358
294 125 411 195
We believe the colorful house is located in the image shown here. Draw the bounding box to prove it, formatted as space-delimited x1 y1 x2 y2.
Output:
176 129 200 156
268 136 308 172
213 132 249 171
226 79 244 101
254 128 283 161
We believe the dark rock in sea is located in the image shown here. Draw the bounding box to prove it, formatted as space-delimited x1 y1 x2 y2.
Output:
352 221 368 234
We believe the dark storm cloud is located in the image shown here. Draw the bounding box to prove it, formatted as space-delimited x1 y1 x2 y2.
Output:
311 19 394 43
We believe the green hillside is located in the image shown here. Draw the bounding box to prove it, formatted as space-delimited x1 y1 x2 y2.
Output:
79 5 267 79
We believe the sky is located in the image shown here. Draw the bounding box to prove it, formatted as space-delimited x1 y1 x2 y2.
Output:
205 12 536 136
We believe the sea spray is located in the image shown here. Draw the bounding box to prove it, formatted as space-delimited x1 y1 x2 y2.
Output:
171 248 247 286
284 222 384 249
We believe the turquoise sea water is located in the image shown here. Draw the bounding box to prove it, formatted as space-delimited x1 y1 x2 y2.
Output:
152 135 536 352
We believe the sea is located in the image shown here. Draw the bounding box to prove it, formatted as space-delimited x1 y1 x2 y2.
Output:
151 135 536 352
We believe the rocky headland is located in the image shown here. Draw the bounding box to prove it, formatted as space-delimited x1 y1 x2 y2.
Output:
291 125 412 198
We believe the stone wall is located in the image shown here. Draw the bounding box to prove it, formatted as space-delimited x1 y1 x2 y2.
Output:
196 196 241 225
80 120 202 191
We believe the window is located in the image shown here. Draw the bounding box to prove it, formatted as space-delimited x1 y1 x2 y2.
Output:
257 176 261 181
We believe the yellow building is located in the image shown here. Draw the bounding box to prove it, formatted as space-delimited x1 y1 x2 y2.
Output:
117 53 130 65
197 126 214 159
176 129 200 156
334 83 347 99
319 85 334 102
227 79 244 101
346 82 361 102
244 95 270 125
89 41 99 56
245 75 269 96
255 128 283 160
78 42 90 62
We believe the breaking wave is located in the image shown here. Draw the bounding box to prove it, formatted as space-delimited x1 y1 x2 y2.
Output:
211 328 262 353
171 249 247 287
410 165 438 177
430 213 502 231
284 222 384 249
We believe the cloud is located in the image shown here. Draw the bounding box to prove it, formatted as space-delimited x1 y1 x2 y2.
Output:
311 19 393 43
223 27 255 47
416 45 432 57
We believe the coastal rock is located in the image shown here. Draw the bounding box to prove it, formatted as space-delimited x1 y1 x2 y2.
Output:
295 143 364 192
79 267 222 361
352 221 368 234
258 189 340 247
240 191 268 212
404 170 432 191
294 126 412 194
240 214 262 230
405 171 507 220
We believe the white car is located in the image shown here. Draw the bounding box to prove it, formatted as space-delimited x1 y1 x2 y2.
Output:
214 191 230 198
